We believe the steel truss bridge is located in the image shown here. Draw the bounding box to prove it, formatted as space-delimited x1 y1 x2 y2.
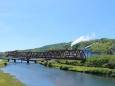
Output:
5 50 86 63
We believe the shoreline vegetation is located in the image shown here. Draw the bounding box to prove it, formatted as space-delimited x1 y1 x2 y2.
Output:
37 55 115 77
0 59 25 86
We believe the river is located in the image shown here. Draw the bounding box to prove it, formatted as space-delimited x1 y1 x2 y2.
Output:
1 60 115 86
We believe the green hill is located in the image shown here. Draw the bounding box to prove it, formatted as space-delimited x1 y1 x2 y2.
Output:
18 38 115 55
18 42 71 52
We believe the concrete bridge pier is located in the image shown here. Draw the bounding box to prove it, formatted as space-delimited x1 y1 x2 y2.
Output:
34 60 37 63
14 59 16 62
20 58 23 63
27 59 29 63
26 56 30 63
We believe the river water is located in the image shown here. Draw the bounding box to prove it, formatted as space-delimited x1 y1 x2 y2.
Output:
1 60 115 86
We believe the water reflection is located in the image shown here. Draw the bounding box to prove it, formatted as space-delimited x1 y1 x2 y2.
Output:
1 60 115 86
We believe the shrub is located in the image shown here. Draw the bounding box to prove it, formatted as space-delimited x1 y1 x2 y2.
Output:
65 60 78 65
50 63 62 68
60 65 72 70
56 60 67 64
108 57 115 69
111 69 115 77
85 55 115 68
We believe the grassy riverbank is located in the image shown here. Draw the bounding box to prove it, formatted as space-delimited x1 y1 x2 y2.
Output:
0 59 26 86
37 55 115 77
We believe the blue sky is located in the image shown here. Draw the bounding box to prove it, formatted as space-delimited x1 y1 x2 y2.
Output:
0 0 115 52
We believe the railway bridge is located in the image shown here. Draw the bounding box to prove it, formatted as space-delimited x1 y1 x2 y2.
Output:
5 50 86 63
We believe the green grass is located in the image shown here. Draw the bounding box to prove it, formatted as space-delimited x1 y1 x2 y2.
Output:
37 59 115 77
0 59 8 68
0 60 26 86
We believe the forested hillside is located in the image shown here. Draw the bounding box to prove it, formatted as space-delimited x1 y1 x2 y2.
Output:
18 42 71 52
18 38 115 55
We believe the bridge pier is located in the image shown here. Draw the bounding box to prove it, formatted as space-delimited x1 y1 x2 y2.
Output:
21 58 23 63
34 60 37 63
14 59 16 62
27 59 29 63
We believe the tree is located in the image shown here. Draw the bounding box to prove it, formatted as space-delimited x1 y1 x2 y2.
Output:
91 42 114 55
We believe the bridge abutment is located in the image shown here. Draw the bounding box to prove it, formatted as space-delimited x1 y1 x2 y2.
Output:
8 59 10 62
